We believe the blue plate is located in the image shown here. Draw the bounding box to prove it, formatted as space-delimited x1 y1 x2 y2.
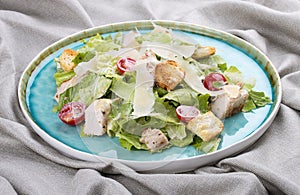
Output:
19 20 281 172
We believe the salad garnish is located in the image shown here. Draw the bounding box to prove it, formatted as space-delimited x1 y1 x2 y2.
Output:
53 24 272 153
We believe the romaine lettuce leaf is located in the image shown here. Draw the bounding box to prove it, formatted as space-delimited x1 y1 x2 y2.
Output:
170 132 194 147
242 98 257 112
165 123 186 140
249 90 272 107
211 55 227 72
53 69 76 87
116 131 148 151
162 88 198 106
197 94 210 113
242 90 272 112
110 73 136 102
78 34 120 53
53 72 112 111
192 136 221 153
135 31 172 44
224 66 243 84
72 51 95 65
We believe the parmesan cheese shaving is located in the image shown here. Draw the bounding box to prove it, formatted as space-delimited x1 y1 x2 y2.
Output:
131 58 156 117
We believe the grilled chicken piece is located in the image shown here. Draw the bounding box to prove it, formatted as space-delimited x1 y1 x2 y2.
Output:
83 99 112 136
210 85 249 119
140 128 169 152
191 46 216 60
58 49 78 72
187 111 224 142
154 60 185 91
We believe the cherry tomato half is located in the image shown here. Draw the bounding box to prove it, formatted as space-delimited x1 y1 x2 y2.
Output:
203 72 227 91
176 105 200 123
117 57 136 74
58 102 86 126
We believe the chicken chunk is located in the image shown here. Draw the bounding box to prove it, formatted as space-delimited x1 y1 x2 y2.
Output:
140 128 169 152
154 60 185 91
187 111 224 142
58 49 78 72
83 99 112 136
210 85 249 119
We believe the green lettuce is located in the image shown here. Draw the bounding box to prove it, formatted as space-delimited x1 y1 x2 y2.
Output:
224 66 243 84
211 55 227 72
192 136 221 153
170 132 195 147
162 88 198 106
72 51 95 65
135 31 172 44
116 131 148 151
53 69 76 87
53 72 112 112
110 72 136 102
243 90 272 112
78 34 120 53
197 94 210 113
165 123 186 140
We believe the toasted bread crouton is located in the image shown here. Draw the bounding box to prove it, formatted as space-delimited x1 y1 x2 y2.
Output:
187 111 224 142
59 49 78 72
140 128 169 152
154 60 185 91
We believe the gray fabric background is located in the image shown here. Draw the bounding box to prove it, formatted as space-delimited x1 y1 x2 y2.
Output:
1 0 300 194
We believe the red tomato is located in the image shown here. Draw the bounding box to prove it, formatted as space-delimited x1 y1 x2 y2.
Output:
203 72 227 91
176 105 200 123
58 102 86 126
117 57 136 74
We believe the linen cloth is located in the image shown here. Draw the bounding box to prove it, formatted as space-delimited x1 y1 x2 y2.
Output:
1 0 300 194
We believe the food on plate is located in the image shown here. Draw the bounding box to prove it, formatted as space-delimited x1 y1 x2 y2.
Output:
58 102 86 126
52 24 272 153
58 49 78 72
140 128 169 152
83 99 112 136
187 111 224 142
210 85 249 119
154 60 185 91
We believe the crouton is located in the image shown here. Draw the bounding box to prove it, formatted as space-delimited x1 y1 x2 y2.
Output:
154 60 185 91
187 111 224 142
59 49 78 72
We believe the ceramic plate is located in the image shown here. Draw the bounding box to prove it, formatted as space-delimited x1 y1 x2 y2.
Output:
18 20 281 173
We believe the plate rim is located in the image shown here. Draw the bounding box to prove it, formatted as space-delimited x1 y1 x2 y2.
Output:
18 20 282 172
